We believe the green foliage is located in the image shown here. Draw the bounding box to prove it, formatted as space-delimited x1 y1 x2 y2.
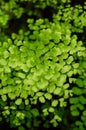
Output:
0 0 86 130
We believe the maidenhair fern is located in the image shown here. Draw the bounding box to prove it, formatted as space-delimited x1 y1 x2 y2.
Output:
0 0 86 130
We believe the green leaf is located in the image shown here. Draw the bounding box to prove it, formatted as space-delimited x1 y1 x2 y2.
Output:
0 59 7 66
16 111 25 119
19 102 25 110
63 83 69 89
67 71 73 77
56 74 66 86
42 108 48 116
15 98 22 105
50 47 61 57
3 50 9 59
17 72 26 79
54 87 62 95
32 86 38 92
61 65 71 73
8 93 16 100
72 87 82 95
52 100 58 107
79 96 86 104
59 98 67 107
70 97 79 104
4 67 11 73
2 110 10 115
2 87 7 94
35 19 44 25
76 78 83 87
54 115 62 122
0 117 2 122
44 72 53 80
36 92 43 97
25 99 29 105
10 106 16 110
18 126 25 130
67 56 73 64
75 121 82 126
72 63 79 68
20 90 28 99
37 79 48 90
83 111 86 116
52 31 61 43
50 119 58 127
47 83 56 93
76 103 84 110
1 95 7 101
31 108 39 117
39 96 45 103
49 107 54 113
44 93 52 100
71 109 80 116
70 105 77 111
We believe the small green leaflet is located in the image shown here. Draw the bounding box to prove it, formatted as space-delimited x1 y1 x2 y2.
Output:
0 117 2 122
3 50 9 59
50 47 61 57
20 64 29 72
42 108 48 116
15 98 22 105
36 92 43 97
44 93 52 100
49 107 54 113
2 110 10 115
83 111 86 116
2 87 7 94
52 100 58 107
31 108 39 117
1 95 7 101
75 121 83 126
47 83 56 93
71 109 80 116
8 93 16 100
37 79 48 90
4 66 11 73
72 63 79 68
54 87 61 95
61 65 71 73
54 115 62 122
39 96 45 103
44 72 53 80
50 119 58 127
35 19 44 25
52 31 61 43
63 83 69 89
16 111 25 119
70 105 77 111
72 87 82 95
79 96 86 104
76 78 83 87
67 56 73 64
76 103 84 110
32 86 38 92
67 71 73 77
18 126 25 130
0 58 7 66
20 90 28 99
59 98 67 107
25 99 29 105
10 106 16 110
70 97 79 104
57 75 66 86
17 72 26 79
